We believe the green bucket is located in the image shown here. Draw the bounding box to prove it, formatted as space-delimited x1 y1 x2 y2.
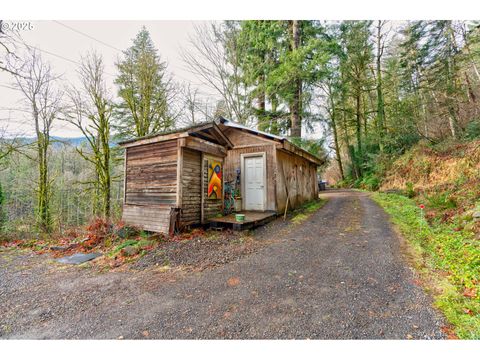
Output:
235 214 245 222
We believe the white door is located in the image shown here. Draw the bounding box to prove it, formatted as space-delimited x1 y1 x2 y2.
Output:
244 155 265 210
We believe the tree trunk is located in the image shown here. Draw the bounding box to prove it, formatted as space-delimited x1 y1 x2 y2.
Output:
258 72 266 122
464 72 476 103
446 21 460 139
331 113 345 181
376 21 386 152
326 83 345 180
37 133 51 232
290 20 302 138
355 90 362 177
355 91 362 153
448 108 459 139
102 125 111 219
363 92 368 136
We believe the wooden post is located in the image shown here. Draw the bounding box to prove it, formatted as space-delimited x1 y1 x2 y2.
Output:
170 140 184 235
272 145 278 212
282 164 290 219
201 152 205 224
176 140 184 208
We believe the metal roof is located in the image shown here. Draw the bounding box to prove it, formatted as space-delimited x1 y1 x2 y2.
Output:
118 121 213 145
118 116 324 165
217 117 324 165
217 117 285 141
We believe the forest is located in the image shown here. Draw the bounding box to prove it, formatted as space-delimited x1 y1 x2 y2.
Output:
1 20 480 236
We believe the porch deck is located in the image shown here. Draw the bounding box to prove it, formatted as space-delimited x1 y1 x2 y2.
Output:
208 211 277 231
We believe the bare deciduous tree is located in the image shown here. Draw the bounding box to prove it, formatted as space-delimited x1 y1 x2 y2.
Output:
374 20 388 151
0 21 20 76
181 22 251 124
181 83 200 125
177 82 218 126
65 51 113 219
13 49 62 232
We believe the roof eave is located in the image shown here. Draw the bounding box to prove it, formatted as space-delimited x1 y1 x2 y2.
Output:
281 139 325 166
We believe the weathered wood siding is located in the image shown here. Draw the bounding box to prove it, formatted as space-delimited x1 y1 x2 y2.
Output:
224 144 277 211
223 127 277 147
180 148 202 226
125 139 178 205
121 125 319 233
223 127 277 212
203 155 224 220
276 149 318 213
122 205 172 233
122 139 179 233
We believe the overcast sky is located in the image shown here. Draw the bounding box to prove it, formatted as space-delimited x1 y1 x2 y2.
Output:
0 19 407 140
0 20 211 137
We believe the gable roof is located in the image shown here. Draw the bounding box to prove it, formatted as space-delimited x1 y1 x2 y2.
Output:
118 121 233 149
218 117 324 166
118 117 324 166
217 117 285 141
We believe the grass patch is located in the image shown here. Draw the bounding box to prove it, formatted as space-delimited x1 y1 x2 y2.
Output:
372 192 480 339
291 198 327 225
108 239 155 257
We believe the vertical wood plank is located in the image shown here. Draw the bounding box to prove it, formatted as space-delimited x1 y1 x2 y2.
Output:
201 152 205 223
176 140 183 208
272 145 278 212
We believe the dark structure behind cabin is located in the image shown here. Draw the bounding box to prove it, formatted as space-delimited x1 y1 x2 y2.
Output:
119 118 323 234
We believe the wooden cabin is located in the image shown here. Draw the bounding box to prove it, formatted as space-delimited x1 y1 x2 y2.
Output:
119 118 323 234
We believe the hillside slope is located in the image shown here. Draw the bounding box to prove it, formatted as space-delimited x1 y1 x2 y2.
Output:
381 140 480 225
375 140 480 339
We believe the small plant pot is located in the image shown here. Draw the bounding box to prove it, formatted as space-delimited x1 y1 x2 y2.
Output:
235 214 245 222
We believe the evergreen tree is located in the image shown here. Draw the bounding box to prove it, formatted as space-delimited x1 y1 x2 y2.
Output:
115 27 176 139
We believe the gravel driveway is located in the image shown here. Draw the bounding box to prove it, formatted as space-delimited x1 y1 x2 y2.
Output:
0 190 445 339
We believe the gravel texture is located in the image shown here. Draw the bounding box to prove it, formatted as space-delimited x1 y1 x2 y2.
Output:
131 229 268 271
0 190 445 339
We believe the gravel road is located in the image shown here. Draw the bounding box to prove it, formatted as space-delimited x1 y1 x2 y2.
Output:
0 190 445 339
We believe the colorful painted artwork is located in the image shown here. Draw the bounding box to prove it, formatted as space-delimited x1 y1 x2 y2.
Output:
208 160 222 199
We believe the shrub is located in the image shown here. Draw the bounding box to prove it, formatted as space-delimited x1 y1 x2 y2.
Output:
405 182 415 198
109 239 139 257
358 174 380 191
464 120 480 140
426 191 457 210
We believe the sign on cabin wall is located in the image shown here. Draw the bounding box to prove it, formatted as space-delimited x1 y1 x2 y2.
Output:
208 160 222 199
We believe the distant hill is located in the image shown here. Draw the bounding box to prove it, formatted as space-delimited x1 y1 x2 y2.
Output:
51 137 87 147
9 136 121 148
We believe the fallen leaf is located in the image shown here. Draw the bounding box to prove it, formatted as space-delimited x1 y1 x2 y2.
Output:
463 287 477 298
406 334 413 340
118 336 124 340
227 277 240 287
462 308 473 315
142 330 149 338
441 326 459 339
